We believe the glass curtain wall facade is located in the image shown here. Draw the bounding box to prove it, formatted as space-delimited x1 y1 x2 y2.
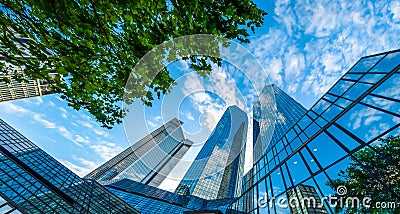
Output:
176 106 248 200
85 118 192 188
0 119 139 213
253 85 307 164
103 178 235 214
227 49 400 213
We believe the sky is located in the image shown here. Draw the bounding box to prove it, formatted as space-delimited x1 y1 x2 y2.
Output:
0 0 399 192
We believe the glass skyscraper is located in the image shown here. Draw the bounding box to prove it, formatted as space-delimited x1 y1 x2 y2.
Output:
176 106 248 200
253 84 307 164
0 118 139 213
85 118 192 188
227 49 400 213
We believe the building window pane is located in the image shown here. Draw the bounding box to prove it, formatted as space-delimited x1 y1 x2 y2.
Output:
300 148 320 174
270 168 285 197
343 82 372 101
327 124 360 151
329 80 354 96
362 95 400 116
369 51 400 73
287 153 311 186
304 122 319 138
298 115 312 131
337 103 399 143
348 55 383 73
371 73 400 100
312 99 331 115
306 132 347 169
359 73 385 84
343 73 363 81
335 97 353 109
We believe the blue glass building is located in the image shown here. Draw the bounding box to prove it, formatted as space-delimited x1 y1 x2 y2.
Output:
85 118 192 188
0 119 139 213
176 106 248 200
227 50 400 213
103 178 235 213
253 84 307 164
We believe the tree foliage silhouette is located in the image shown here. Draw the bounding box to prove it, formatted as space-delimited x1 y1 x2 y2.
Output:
0 0 266 128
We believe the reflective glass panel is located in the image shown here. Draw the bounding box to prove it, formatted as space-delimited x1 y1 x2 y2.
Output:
326 124 360 151
337 103 399 143
329 80 354 96
312 99 331 115
371 73 400 100
306 132 347 168
362 95 400 116
286 153 311 186
348 55 383 73
270 168 285 197
359 73 385 84
369 51 400 73
343 82 372 101
300 148 320 174
322 104 343 121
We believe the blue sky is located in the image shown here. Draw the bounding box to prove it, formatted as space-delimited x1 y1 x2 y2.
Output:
0 0 399 192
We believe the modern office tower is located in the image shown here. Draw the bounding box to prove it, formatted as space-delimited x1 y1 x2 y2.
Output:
147 139 194 187
0 118 139 213
85 118 192 187
253 84 307 164
0 37 59 102
227 49 400 214
176 106 248 200
287 184 328 214
0 62 59 102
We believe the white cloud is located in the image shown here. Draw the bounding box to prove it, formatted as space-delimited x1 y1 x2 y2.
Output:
185 111 195 121
147 120 158 128
58 107 68 118
90 143 123 161
48 101 56 107
0 102 29 114
74 134 90 144
390 2 400 21
248 0 400 107
59 159 93 177
77 120 93 129
93 128 109 138
33 114 56 129
57 126 85 147
154 115 162 122
72 155 99 171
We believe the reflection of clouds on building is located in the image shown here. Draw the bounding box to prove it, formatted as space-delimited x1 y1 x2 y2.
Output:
228 50 400 214
253 84 307 164
176 106 248 200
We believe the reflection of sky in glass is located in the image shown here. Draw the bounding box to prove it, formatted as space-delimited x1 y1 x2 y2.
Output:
228 40 400 214
337 103 398 143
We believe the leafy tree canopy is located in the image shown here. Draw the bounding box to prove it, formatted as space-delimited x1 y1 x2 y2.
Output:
328 136 400 213
0 0 266 128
